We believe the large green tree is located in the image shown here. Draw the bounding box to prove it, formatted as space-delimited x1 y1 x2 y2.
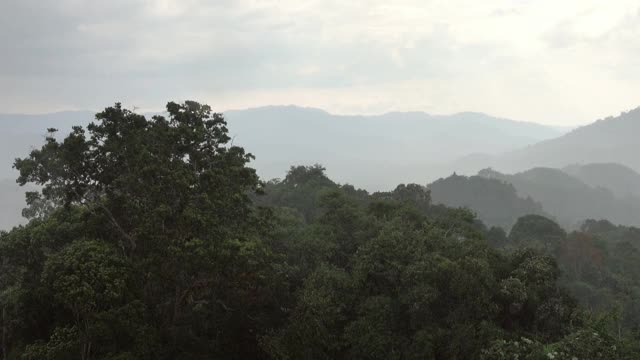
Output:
6 101 282 359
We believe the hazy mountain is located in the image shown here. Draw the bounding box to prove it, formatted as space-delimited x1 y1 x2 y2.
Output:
224 106 564 189
478 167 640 229
428 173 547 230
493 107 640 173
562 163 640 198
0 106 564 190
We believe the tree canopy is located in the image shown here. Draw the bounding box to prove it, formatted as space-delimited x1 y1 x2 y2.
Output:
0 101 638 359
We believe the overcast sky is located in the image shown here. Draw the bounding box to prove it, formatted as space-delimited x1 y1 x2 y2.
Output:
2 0 640 125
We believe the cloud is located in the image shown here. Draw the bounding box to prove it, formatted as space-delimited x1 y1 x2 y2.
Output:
1 0 640 125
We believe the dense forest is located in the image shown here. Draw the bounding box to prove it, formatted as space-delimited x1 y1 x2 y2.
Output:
428 174 547 230
1 101 639 359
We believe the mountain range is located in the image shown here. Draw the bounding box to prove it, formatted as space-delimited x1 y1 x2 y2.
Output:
477 166 640 229
428 163 640 231
2 105 640 231
451 107 640 176
0 106 565 190
223 106 565 189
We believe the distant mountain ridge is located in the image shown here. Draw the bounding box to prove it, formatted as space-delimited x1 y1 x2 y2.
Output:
496 107 640 173
442 107 640 178
562 163 640 198
478 167 640 229
223 106 565 189
0 105 565 190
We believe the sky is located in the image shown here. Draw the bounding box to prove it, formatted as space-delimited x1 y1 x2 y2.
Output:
2 0 640 125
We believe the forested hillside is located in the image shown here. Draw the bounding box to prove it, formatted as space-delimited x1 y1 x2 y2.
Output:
478 167 640 228
1 102 638 359
428 173 547 230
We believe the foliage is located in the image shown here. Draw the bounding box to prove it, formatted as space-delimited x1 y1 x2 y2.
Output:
3 101 278 359
0 101 638 359
429 173 546 231
509 215 566 254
